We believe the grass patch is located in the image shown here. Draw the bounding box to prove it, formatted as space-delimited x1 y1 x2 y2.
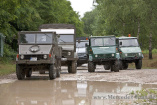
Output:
142 49 157 54
129 53 157 69
130 89 157 104
0 62 16 76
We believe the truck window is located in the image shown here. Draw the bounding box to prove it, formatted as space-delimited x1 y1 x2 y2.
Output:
119 39 139 47
20 33 53 44
59 35 74 43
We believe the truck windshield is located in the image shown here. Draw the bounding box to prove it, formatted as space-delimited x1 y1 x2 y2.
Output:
91 37 115 46
59 35 74 43
20 33 53 44
119 38 139 47
76 41 89 48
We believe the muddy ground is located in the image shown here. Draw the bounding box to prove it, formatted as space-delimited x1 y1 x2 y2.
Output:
0 65 157 105
0 64 157 84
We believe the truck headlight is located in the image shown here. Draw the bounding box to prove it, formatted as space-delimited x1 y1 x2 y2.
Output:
95 55 98 57
43 55 47 59
20 55 24 59
139 53 141 56
68 52 71 56
125 53 128 56
112 54 114 57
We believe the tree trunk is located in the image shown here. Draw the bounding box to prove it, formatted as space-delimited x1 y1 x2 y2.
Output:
137 18 140 40
122 22 125 36
149 8 153 59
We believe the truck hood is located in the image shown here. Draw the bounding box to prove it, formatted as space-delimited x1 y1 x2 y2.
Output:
120 47 141 53
19 45 52 54
76 48 86 53
59 45 74 51
92 46 116 54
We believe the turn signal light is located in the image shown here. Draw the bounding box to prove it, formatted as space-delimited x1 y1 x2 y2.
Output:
86 37 88 40
128 34 131 37
90 49 92 52
49 54 52 58
17 54 19 58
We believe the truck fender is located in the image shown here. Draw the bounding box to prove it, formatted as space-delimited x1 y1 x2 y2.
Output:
116 53 120 60
89 54 93 61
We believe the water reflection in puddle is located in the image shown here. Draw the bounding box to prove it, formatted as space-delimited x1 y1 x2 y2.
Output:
0 80 157 105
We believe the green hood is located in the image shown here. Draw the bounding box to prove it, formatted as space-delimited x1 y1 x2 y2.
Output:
92 46 116 54
120 47 141 53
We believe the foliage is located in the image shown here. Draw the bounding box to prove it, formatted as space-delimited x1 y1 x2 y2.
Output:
0 0 84 61
82 0 157 59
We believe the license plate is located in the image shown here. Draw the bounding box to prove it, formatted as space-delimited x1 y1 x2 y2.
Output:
30 57 37 61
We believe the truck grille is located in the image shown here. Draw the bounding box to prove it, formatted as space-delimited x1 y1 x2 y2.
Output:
21 55 44 60
128 53 138 57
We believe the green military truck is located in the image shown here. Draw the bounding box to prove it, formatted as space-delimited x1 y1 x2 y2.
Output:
86 36 120 72
16 31 62 80
116 36 143 69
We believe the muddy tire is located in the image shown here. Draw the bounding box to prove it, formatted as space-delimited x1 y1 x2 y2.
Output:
26 69 32 77
111 60 119 72
123 63 128 70
88 61 95 72
104 65 110 70
39 70 45 74
16 64 25 80
119 60 123 70
49 64 56 80
135 60 142 69
68 61 77 73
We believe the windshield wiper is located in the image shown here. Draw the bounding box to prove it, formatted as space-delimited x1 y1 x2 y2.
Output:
59 39 66 43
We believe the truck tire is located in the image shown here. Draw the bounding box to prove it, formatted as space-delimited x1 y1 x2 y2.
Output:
135 60 142 69
49 64 56 80
26 69 32 77
56 68 61 77
104 65 110 70
39 70 45 74
119 60 123 70
68 61 77 73
16 64 25 80
111 60 119 72
123 63 128 70
88 61 95 72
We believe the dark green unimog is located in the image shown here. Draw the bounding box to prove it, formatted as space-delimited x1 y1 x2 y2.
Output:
86 36 120 72
16 31 62 80
116 36 143 69
39 24 78 73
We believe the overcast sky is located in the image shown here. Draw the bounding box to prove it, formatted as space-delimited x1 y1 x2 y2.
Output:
67 0 94 18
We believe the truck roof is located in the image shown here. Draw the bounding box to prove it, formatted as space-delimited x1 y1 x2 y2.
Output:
89 35 115 38
39 24 75 29
117 36 137 40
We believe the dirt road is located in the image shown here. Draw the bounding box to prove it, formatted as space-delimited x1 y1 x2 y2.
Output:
0 65 157 105
0 65 157 84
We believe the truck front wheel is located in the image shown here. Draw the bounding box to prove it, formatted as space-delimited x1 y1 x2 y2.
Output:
68 61 77 73
26 69 32 77
49 64 56 80
123 63 128 70
135 60 142 69
88 61 95 72
104 65 110 70
16 64 25 80
111 61 119 72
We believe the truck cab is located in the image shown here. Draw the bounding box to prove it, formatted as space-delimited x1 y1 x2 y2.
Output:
116 36 143 69
16 31 62 80
39 24 78 73
87 35 119 72
76 38 89 66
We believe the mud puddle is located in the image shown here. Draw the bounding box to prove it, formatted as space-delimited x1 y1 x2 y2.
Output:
0 80 157 105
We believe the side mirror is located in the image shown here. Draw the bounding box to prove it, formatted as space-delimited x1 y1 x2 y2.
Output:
57 34 60 38
120 42 122 45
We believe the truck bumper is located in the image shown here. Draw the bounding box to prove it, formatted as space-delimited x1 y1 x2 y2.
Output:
93 58 117 62
16 60 53 64
77 58 88 64
120 57 142 63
